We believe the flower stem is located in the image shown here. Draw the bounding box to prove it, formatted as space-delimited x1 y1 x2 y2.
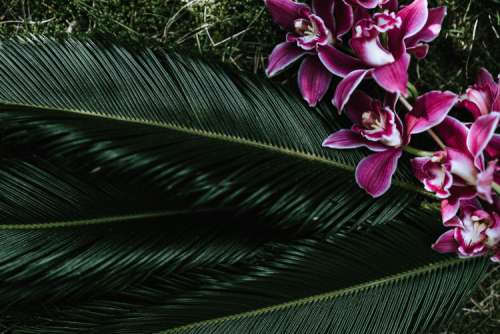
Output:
399 95 413 112
399 96 447 150
493 182 500 196
427 129 446 150
403 146 434 157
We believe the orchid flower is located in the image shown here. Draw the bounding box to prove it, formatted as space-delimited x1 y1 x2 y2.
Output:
322 90 457 197
347 0 394 9
264 0 354 107
460 68 500 119
432 202 500 262
319 0 446 111
460 68 500 158
418 113 500 222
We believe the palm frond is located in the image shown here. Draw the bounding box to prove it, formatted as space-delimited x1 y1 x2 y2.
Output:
0 37 426 234
0 161 487 333
0 39 486 334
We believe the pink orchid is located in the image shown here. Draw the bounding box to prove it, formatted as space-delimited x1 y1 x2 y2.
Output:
460 68 500 119
412 151 452 198
432 203 500 262
322 90 457 197
428 113 500 222
318 0 446 111
460 68 500 158
347 0 394 9
265 0 354 107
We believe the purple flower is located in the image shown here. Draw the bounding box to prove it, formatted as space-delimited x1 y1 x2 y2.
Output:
430 113 500 222
322 90 457 197
432 202 500 262
460 68 500 158
265 0 354 107
320 0 446 111
347 0 394 9
460 68 500 119
412 151 453 198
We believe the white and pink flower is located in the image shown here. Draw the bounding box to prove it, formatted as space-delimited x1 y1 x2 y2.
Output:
265 0 355 107
430 113 500 222
433 203 500 262
318 0 446 111
323 90 457 197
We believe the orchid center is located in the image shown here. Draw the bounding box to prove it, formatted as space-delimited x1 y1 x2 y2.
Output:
294 19 315 37
292 14 329 50
373 11 402 33
361 111 384 130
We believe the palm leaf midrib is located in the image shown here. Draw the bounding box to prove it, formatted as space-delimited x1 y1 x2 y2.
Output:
159 257 477 334
0 101 431 197
0 210 177 230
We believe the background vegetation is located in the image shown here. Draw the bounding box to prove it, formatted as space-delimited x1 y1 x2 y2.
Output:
0 1 498 333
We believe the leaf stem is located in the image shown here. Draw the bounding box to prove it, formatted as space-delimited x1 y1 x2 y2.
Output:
403 146 434 157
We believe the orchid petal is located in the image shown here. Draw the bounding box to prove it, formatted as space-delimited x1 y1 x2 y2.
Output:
298 56 332 107
266 42 306 77
461 87 492 118
407 44 429 59
312 0 335 33
440 186 477 222
431 230 458 254
397 0 429 39
350 21 395 67
486 134 500 158
322 129 388 152
333 69 370 111
444 217 463 228
265 0 311 30
351 0 380 9
411 156 431 182
382 0 399 11
372 53 410 96
406 7 446 47
405 91 458 135
317 44 366 77
446 148 477 185
345 90 373 124
434 116 469 152
334 0 354 37
476 68 498 99
477 160 496 204
467 112 500 169
355 148 402 197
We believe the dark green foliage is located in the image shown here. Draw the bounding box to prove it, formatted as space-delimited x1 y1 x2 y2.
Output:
0 38 424 234
0 38 490 333
1 0 498 86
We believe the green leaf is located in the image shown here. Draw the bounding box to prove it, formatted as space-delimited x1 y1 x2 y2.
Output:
0 160 487 333
0 39 485 334
0 38 428 234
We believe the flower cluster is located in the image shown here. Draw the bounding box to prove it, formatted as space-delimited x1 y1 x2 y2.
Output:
264 0 445 107
265 1 500 261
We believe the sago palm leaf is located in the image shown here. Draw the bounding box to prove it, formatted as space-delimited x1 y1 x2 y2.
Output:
0 38 488 334
0 37 428 235
0 160 488 334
